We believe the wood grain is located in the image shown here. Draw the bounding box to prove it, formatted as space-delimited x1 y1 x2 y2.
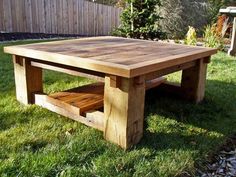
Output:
35 93 104 131
4 37 217 78
181 58 208 103
104 76 146 149
48 82 104 115
13 55 43 105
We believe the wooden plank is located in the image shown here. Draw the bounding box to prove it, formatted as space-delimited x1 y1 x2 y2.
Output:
49 83 104 114
104 76 145 149
109 75 121 88
30 60 105 82
62 0 69 34
45 0 52 33
83 0 89 36
25 0 33 32
57 0 63 34
68 0 74 34
94 3 98 35
37 0 43 33
50 91 103 115
31 0 39 33
35 94 104 131
145 60 197 81
129 49 216 78
51 0 57 34
14 0 21 32
40 0 46 33
145 77 166 90
87 2 94 36
97 4 102 35
78 0 83 35
0 0 4 31
21 0 27 32
181 58 208 103
13 55 43 105
85 111 104 131
107 47 199 65
86 45 190 62
3 0 12 32
73 0 78 34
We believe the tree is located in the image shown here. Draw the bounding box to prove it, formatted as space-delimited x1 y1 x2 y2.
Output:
114 0 165 40
207 0 236 22
157 0 209 39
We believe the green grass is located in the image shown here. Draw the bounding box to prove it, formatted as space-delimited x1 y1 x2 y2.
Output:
0 40 236 177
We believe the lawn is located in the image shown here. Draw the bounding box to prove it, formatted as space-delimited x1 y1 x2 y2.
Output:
0 40 236 177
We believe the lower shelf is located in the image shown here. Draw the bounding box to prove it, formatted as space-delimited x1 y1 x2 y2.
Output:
35 82 105 131
34 77 166 131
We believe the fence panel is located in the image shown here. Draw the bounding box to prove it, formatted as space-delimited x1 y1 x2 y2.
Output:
0 0 121 35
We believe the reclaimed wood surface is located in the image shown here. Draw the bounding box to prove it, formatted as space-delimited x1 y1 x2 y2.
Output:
104 76 146 149
35 93 105 131
7 37 217 149
13 56 43 105
4 36 217 78
48 82 104 115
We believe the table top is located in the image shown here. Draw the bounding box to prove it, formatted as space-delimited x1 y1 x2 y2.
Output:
4 36 217 78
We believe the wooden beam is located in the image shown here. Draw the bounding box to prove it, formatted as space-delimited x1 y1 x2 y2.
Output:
145 77 166 90
85 111 104 131
109 75 121 88
13 55 43 104
31 60 105 82
104 76 145 149
145 60 197 81
181 58 208 103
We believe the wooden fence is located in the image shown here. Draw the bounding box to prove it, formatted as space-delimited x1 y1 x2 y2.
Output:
0 0 122 36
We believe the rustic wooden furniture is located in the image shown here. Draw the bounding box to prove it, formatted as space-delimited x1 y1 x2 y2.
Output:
4 37 217 149
220 7 236 56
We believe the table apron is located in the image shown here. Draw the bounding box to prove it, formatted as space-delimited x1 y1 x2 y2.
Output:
29 57 210 83
30 59 105 82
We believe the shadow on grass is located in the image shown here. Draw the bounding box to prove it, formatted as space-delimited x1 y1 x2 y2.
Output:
1 79 235 152
138 79 236 150
146 79 236 131
0 108 33 131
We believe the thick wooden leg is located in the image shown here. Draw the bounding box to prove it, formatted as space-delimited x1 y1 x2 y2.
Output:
104 76 145 149
181 58 208 103
228 17 236 56
13 55 43 105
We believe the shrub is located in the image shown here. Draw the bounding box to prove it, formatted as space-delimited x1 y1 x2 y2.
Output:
203 24 224 50
184 26 197 46
114 0 165 40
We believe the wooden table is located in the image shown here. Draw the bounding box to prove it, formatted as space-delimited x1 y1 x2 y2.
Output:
4 37 217 149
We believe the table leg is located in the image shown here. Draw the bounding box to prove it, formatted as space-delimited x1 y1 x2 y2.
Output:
228 17 236 56
104 76 145 149
13 55 43 105
181 58 208 103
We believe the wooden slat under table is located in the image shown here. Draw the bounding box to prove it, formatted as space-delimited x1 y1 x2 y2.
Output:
4 36 217 149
